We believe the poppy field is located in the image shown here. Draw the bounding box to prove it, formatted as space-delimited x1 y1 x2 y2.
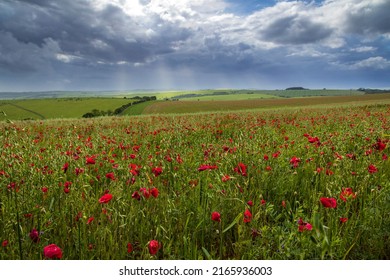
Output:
0 103 389 260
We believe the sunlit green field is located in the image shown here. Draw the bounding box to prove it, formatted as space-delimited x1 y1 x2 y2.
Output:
0 98 136 120
1 103 389 260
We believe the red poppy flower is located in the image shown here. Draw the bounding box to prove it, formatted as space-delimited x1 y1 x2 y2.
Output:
289 156 301 168
86 217 94 225
2 240 8 247
127 243 133 253
99 193 113 204
129 163 141 176
298 218 313 232
43 244 62 259
339 217 348 223
234 162 247 176
140 187 151 199
211 211 221 222
29 228 40 243
151 187 159 198
374 140 386 151
62 162 69 173
86 157 96 165
340 188 356 202
152 167 163 177
198 164 218 171
132 191 140 200
221 174 231 182
105 172 116 180
368 164 378 173
320 197 337 208
148 240 160 255
243 209 252 223
247 200 253 207
308 136 320 143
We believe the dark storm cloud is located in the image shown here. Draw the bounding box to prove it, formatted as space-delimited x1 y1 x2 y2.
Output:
343 0 390 35
259 15 333 45
0 0 389 91
0 0 191 68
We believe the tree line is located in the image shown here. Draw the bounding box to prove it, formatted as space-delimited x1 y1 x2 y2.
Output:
82 96 156 118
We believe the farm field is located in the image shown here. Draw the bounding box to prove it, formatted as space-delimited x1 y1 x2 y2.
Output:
0 102 389 260
1 90 386 121
142 94 390 115
0 98 140 121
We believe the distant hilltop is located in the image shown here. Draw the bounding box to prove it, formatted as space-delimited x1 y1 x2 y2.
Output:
285 87 308 90
357 88 390 94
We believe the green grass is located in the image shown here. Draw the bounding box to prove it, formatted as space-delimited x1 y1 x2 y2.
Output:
0 98 135 121
120 101 158 116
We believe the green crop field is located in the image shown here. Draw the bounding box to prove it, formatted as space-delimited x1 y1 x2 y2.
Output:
0 98 137 121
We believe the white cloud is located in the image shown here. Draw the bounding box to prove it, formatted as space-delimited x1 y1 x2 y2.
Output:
351 46 377 53
349 56 390 69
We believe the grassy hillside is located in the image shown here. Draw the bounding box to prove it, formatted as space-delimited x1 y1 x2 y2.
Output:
142 94 390 115
0 98 134 121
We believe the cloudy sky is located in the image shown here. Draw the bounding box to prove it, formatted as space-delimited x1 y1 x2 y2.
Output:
0 0 389 91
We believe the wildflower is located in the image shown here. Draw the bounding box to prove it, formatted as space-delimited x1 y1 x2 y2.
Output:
198 164 218 171
43 244 62 259
105 172 116 180
298 218 313 232
132 191 141 200
62 162 69 173
75 167 84 176
339 217 348 224
152 167 163 177
247 200 253 207
127 243 133 253
243 209 252 223
320 197 337 208
340 188 356 202
129 163 141 176
221 174 231 182
140 187 151 199
373 140 386 151
148 240 160 255
150 187 159 198
86 156 96 165
99 193 113 204
2 240 8 247
86 217 94 225
368 164 378 174
234 162 247 176
211 211 221 222
29 228 40 243
290 156 301 168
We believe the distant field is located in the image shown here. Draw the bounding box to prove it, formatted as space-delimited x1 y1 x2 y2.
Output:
165 89 364 101
142 94 390 115
181 93 281 101
0 98 133 121
0 90 388 121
